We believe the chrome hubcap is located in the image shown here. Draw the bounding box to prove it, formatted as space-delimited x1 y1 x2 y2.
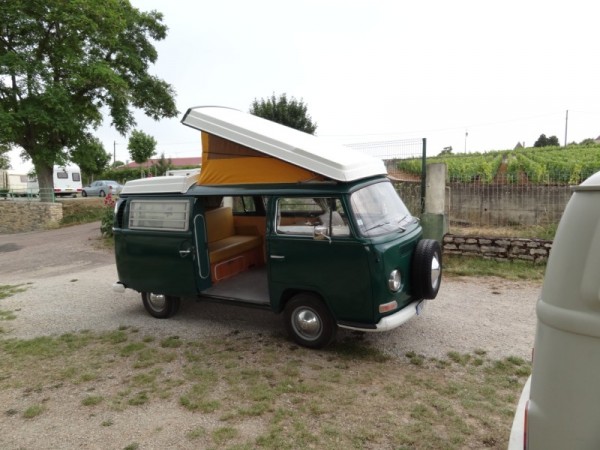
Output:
148 293 166 311
431 255 441 290
292 308 322 341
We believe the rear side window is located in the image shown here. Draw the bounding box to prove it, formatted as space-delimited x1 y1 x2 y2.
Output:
72 172 81 182
56 171 68 179
129 199 190 231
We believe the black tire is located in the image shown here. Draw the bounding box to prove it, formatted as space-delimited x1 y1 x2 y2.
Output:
283 293 336 349
81 191 87 197
411 239 442 300
99 190 106 197
141 292 181 318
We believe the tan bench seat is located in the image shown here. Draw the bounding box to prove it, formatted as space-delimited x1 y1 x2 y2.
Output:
208 234 261 264
204 206 263 281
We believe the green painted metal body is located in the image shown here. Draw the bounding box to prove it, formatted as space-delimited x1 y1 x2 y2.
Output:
113 176 423 326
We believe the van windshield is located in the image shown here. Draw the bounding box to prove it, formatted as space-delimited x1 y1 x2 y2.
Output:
350 181 412 237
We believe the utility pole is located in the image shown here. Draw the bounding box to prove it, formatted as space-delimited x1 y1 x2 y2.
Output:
113 141 116 166
464 130 468 153
564 110 569 147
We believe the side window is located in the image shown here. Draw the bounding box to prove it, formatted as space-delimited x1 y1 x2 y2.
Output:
129 199 190 231
72 172 81 182
56 171 68 179
232 196 256 214
276 197 349 237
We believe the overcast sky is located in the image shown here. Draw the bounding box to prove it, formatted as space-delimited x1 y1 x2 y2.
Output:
9 0 600 171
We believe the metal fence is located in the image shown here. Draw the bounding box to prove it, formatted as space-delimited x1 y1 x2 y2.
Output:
347 138 427 214
446 172 574 235
0 188 58 202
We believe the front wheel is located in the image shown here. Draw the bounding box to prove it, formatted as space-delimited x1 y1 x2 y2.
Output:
81 191 88 197
141 292 181 318
283 293 336 349
411 239 442 300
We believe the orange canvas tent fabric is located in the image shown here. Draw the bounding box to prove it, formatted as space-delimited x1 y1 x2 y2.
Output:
199 133 325 185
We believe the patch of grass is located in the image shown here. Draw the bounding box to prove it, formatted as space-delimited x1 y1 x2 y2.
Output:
450 223 558 240
82 395 103 406
443 254 546 280
0 284 28 300
122 443 139 450
0 331 530 449
212 426 239 445
0 309 16 321
59 198 104 226
186 426 207 440
160 335 182 348
23 404 45 419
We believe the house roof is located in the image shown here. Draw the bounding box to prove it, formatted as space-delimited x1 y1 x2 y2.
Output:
122 157 201 169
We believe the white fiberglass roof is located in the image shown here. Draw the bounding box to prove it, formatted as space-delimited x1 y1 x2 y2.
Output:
181 106 386 182
120 175 197 195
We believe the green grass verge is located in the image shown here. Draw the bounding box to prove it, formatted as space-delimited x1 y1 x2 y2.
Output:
444 254 546 280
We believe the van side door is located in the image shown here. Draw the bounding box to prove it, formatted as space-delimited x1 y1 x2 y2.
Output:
115 197 204 296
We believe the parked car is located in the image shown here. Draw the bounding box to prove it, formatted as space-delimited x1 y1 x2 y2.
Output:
82 180 122 197
508 170 600 449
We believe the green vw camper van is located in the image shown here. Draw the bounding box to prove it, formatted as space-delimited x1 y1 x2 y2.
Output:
112 107 441 348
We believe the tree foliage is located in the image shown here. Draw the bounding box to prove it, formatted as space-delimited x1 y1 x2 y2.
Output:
0 151 9 169
153 152 172 176
533 134 560 148
0 0 178 200
70 136 111 182
250 93 317 134
128 130 156 165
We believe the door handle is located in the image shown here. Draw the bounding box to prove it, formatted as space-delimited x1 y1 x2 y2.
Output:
270 255 285 260
179 248 193 258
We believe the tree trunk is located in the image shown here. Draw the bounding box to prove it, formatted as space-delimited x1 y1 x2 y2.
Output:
35 162 54 203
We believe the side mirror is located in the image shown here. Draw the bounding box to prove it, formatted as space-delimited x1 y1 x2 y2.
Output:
314 225 331 243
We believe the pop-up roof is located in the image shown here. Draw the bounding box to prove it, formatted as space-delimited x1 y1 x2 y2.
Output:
181 106 386 184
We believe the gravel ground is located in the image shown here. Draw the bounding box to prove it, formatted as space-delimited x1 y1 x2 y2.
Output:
0 222 540 360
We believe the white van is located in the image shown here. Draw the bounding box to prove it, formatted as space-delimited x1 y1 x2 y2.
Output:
508 170 600 449
53 165 82 197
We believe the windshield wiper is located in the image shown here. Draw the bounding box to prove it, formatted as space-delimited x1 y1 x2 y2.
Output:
364 221 390 232
395 215 411 232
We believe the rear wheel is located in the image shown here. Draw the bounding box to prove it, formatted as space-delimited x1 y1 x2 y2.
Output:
81 191 87 197
141 292 181 318
411 239 442 300
284 293 336 349
99 190 106 197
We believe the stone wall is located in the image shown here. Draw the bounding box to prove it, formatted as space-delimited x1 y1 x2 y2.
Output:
443 234 552 263
0 201 63 233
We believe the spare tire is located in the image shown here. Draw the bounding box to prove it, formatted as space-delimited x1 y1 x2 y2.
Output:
411 239 442 300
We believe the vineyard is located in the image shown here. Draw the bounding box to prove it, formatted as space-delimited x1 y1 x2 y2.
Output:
396 144 600 184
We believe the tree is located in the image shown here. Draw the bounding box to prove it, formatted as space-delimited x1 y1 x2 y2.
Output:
534 134 560 148
0 1 178 201
250 93 317 134
70 135 111 182
153 152 172 176
579 138 597 147
128 130 156 175
0 150 9 169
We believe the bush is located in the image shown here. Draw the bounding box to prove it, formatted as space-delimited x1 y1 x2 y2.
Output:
100 193 116 237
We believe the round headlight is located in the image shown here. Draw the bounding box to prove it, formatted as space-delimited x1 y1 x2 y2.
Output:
388 269 401 292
